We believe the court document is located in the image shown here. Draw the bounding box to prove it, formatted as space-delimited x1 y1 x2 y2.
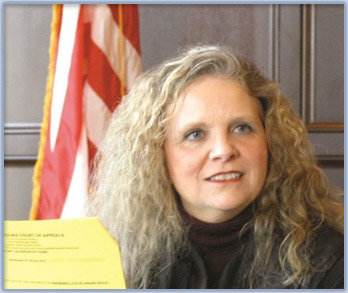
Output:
4 218 126 289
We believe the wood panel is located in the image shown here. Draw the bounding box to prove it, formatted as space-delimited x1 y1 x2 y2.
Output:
139 4 272 73
300 4 344 168
4 162 36 220
4 5 51 221
302 4 344 131
4 5 52 124
278 5 302 114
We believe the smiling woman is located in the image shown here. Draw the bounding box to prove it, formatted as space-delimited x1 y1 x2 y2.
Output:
88 45 344 289
164 77 268 224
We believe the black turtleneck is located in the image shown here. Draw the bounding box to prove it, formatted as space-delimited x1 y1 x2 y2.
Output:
180 205 253 289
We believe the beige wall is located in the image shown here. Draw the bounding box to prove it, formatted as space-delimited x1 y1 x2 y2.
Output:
4 4 344 220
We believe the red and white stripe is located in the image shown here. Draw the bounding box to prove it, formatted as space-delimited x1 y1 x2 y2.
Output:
34 4 141 219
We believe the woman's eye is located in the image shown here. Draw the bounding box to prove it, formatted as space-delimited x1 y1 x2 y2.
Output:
233 124 252 133
185 130 203 140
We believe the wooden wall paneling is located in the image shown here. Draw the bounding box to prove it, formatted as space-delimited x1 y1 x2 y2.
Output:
302 4 344 131
320 164 344 191
139 5 272 73
239 4 272 77
4 123 41 161
4 5 51 221
301 4 344 190
314 5 344 124
4 123 40 220
278 5 302 115
4 5 52 124
4 161 36 220
308 131 344 161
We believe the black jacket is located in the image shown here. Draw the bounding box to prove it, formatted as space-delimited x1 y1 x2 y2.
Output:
154 225 344 289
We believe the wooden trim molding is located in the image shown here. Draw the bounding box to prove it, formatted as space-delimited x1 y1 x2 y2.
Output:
306 122 344 132
4 155 37 162
4 122 41 135
317 155 344 168
270 4 280 82
301 4 315 124
4 123 41 162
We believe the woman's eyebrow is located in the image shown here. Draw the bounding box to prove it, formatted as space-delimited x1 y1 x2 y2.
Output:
179 116 259 127
179 122 208 130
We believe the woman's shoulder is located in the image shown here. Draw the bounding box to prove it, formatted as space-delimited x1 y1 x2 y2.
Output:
309 224 344 289
312 224 343 258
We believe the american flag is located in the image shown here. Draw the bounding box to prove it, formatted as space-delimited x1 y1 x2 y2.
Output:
30 4 142 219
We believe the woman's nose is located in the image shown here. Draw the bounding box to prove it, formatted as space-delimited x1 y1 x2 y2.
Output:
208 134 239 161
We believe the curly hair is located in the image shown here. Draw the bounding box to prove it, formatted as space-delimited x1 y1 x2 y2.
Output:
88 45 343 289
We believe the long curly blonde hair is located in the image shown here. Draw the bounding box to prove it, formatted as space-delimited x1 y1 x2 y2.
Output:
88 45 343 289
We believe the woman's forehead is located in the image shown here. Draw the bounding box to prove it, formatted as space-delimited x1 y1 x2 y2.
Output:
166 76 262 116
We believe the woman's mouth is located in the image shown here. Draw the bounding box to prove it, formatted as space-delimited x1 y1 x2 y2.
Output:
207 172 243 182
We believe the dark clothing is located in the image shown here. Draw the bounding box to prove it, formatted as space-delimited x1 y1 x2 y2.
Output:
182 204 253 288
154 207 344 289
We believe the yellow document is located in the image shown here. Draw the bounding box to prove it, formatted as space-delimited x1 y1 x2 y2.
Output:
4 218 126 289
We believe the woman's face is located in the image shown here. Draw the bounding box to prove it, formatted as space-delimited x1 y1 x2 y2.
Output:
164 76 268 223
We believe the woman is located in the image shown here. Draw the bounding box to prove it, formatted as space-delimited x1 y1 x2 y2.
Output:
89 45 344 289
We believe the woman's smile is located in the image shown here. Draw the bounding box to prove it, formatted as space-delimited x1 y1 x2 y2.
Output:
205 171 243 182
